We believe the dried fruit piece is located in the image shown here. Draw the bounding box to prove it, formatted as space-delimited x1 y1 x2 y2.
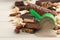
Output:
9 13 20 16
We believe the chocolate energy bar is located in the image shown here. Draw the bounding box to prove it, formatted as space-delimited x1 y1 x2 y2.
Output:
26 3 57 16
21 13 35 23
21 12 34 18
25 21 40 29
15 1 27 11
19 6 27 11
15 1 25 6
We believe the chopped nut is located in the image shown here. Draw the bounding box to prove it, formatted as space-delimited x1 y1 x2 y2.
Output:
22 28 34 33
12 6 19 13
57 29 60 34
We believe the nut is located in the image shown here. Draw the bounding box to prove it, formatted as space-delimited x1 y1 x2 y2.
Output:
57 29 60 34
12 6 19 13
57 21 60 25
14 29 20 33
22 28 34 33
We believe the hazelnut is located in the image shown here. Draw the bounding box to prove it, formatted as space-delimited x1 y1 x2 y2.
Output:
16 24 23 29
14 29 20 33
57 21 60 25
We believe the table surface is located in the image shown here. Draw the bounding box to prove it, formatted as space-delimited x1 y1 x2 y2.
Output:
0 1 60 39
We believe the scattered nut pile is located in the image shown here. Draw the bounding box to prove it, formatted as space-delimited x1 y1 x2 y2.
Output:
9 1 60 34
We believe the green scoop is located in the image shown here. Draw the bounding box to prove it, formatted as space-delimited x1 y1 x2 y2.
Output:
29 9 56 23
29 9 56 28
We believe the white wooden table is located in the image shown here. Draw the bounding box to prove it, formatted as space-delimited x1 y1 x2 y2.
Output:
0 1 60 40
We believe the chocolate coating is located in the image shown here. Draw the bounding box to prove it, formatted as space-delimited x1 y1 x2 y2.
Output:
15 1 25 6
25 21 40 29
26 3 57 16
